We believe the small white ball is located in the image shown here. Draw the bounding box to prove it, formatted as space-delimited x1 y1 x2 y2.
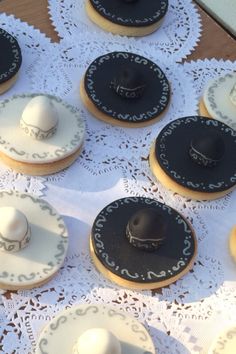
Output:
74 328 122 354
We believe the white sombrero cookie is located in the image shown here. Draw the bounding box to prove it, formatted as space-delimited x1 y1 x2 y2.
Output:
0 190 68 290
36 304 155 354
199 73 236 130
0 94 85 175
208 326 236 354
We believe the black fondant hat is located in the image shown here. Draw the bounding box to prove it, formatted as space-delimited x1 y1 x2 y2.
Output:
84 51 170 124
155 116 236 193
89 0 169 27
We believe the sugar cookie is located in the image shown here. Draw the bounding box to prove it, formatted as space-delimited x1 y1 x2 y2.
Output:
90 197 197 290
36 304 155 354
0 94 85 175
81 51 170 127
86 0 168 36
149 116 236 200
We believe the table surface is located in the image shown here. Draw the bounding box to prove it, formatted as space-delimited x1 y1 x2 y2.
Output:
0 0 236 61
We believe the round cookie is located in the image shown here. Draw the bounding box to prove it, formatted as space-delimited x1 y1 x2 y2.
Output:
36 304 155 354
0 94 85 175
229 226 236 263
208 326 236 354
90 197 197 290
0 28 22 94
0 190 68 290
80 51 170 127
149 116 236 201
86 0 168 37
199 73 236 130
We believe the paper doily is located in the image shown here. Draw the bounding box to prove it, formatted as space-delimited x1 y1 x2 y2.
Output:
47 0 202 61
0 12 236 354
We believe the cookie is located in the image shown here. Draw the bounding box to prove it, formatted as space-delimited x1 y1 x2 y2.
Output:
208 326 236 354
90 197 197 290
0 190 68 290
229 226 236 263
199 73 236 130
35 304 155 354
149 116 236 200
80 51 170 127
86 0 168 36
0 28 22 94
0 94 85 175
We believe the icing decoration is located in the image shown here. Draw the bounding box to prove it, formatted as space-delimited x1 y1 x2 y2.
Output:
189 131 225 168
0 28 22 84
126 208 166 251
89 0 168 27
230 83 236 106
73 328 121 354
110 65 146 99
208 326 236 354
155 116 236 193
91 197 196 283
20 96 59 140
0 207 30 253
84 52 170 123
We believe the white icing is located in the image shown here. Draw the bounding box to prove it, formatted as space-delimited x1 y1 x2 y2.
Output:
0 207 30 252
73 328 122 354
230 83 236 107
203 73 236 130
20 95 59 140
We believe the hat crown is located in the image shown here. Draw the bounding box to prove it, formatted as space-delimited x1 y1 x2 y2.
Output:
20 95 58 140
73 328 121 354
126 208 166 251
190 131 225 167
111 65 146 99
0 207 31 252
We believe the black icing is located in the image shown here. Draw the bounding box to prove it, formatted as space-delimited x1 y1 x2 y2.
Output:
126 208 166 251
155 116 236 193
110 65 146 99
89 0 168 27
91 197 196 283
189 131 225 168
0 29 22 84
84 52 170 123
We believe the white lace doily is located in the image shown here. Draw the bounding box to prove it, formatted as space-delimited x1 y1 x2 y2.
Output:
1 13 236 353
0 13 50 197
48 0 202 61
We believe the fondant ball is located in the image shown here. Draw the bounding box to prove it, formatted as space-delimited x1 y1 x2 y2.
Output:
126 208 167 251
0 207 28 242
20 95 58 140
111 65 146 99
74 328 121 354
190 131 225 167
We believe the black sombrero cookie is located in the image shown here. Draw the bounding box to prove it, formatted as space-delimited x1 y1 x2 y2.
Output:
0 28 22 94
90 197 197 290
86 0 168 36
149 116 236 200
80 51 170 127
